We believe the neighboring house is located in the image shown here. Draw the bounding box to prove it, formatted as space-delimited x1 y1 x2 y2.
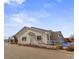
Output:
8 36 18 44
4 37 9 43
64 38 74 42
4 39 9 43
62 38 74 50
10 26 64 46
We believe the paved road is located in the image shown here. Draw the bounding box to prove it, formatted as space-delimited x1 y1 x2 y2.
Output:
4 43 74 59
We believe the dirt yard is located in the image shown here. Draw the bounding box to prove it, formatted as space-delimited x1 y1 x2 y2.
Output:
4 43 74 59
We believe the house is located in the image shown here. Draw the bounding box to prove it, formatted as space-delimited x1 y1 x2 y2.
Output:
8 36 18 44
64 38 74 42
4 39 9 43
10 26 64 46
62 38 74 51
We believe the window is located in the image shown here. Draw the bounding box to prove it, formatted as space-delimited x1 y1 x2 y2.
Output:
37 36 41 40
22 37 26 41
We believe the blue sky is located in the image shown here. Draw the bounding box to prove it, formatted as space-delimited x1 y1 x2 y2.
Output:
4 0 74 38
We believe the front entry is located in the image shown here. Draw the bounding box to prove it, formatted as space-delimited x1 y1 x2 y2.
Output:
28 32 36 45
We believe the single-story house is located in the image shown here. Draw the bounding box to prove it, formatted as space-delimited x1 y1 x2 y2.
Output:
9 26 64 46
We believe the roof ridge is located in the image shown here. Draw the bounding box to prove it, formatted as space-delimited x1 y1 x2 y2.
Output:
31 27 50 32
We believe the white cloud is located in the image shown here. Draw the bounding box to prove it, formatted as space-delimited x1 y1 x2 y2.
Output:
4 0 26 5
37 10 50 17
30 9 50 18
4 11 41 27
4 0 10 4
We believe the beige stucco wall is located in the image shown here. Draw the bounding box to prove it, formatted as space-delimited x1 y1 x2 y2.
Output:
17 29 48 45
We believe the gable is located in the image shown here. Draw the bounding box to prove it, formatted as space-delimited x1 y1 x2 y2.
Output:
15 27 30 38
51 31 64 40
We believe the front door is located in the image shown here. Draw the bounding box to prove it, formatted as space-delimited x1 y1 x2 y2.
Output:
28 32 36 45
30 35 36 45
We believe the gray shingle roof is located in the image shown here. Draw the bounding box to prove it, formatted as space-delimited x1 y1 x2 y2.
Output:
14 26 63 38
